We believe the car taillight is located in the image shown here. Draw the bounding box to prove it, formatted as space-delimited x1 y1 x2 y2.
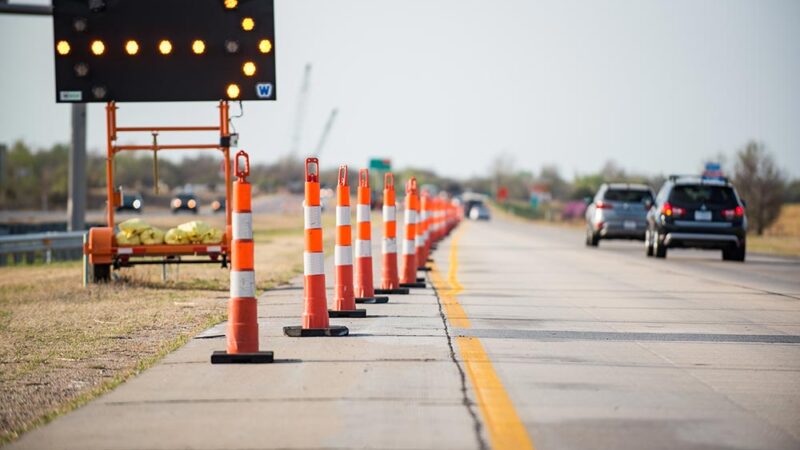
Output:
662 202 685 217
596 201 613 209
722 205 744 220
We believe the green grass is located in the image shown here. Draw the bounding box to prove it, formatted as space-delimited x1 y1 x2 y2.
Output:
0 313 225 445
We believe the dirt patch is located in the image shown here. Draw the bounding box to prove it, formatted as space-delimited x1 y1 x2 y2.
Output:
0 213 313 444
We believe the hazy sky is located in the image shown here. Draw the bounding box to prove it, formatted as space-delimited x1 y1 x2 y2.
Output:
1 0 799 179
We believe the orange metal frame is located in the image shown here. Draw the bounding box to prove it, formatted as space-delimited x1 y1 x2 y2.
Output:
98 101 233 262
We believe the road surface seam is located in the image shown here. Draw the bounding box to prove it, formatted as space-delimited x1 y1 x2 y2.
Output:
430 272 488 450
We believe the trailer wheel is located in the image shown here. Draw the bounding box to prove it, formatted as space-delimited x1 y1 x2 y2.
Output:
92 263 111 283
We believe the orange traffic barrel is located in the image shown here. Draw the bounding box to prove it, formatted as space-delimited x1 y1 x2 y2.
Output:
375 172 409 295
399 177 425 288
329 165 367 318
284 157 349 337
353 169 389 304
212 150 273 363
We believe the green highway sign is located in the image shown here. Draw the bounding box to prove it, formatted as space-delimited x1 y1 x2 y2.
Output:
369 158 391 171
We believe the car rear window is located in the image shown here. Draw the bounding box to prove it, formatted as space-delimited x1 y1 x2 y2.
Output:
603 189 653 203
668 185 738 208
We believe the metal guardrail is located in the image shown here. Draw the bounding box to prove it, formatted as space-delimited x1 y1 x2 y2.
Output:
0 231 86 266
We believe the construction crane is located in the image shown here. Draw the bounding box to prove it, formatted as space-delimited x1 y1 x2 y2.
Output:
289 63 312 156
313 108 338 157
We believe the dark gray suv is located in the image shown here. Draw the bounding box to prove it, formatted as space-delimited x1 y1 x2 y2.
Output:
645 176 747 261
585 183 655 246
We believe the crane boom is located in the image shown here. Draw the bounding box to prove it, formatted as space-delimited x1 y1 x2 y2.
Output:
314 108 338 157
289 63 312 156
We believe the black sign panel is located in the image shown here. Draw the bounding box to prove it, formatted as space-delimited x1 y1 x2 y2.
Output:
52 0 276 102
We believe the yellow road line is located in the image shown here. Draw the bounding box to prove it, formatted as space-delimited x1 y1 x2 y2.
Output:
432 225 535 450
458 336 535 450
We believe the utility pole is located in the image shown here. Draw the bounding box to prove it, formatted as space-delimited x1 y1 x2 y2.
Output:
1 1 86 230
68 103 86 231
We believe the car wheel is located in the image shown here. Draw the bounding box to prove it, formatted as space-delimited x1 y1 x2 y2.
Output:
645 230 654 257
654 233 667 258
723 241 746 262
586 228 599 247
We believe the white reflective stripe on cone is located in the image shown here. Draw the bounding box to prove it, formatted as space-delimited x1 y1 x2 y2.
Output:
334 245 353 266
232 212 253 240
405 210 417 224
356 204 371 223
304 206 322 229
416 235 424 247
230 270 256 298
402 239 416 255
304 252 325 276
335 206 351 225
383 237 397 254
383 205 396 222
355 239 372 257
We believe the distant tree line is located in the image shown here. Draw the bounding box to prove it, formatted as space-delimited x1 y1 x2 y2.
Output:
1 139 797 235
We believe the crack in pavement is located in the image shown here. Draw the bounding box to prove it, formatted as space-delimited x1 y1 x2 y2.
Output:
431 273 489 450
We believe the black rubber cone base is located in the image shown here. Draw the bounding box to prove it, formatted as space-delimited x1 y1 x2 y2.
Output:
328 309 367 318
355 296 389 304
417 267 432 272
416 276 426 282
211 351 274 364
400 282 427 289
283 325 349 337
375 287 410 295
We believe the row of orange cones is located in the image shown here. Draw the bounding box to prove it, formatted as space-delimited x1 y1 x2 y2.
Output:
212 154 462 364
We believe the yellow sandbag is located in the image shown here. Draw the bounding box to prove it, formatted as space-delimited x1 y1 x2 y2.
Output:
116 231 140 246
164 228 188 245
140 227 165 245
177 220 211 241
118 218 150 236
201 228 223 244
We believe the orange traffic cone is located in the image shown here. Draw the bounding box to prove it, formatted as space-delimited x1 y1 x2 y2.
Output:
400 177 425 288
375 172 409 295
329 165 367 318
284 157 349 337
354 169 389 304
212 150 273 363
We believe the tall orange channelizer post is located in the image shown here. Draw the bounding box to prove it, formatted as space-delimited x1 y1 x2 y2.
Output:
329 165 367 318
284 157 349 337
354 169 389 304
418 190 433 271
212 151 274 364
400 177 426 288
375 173 410 295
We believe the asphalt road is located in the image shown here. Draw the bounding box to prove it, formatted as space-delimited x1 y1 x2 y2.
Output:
8 214 800 450
439 216 800 450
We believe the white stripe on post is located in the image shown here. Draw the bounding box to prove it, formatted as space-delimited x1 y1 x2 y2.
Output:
383 205 396 222
230 270 256 298
304 206 322 229
336 206 351 225
303 252 326 276
405 210 417 224
355 239 372 258
356 204 371 223
334 245 353 266
402 239 416 255
232 212 253 240
382 237 397 254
